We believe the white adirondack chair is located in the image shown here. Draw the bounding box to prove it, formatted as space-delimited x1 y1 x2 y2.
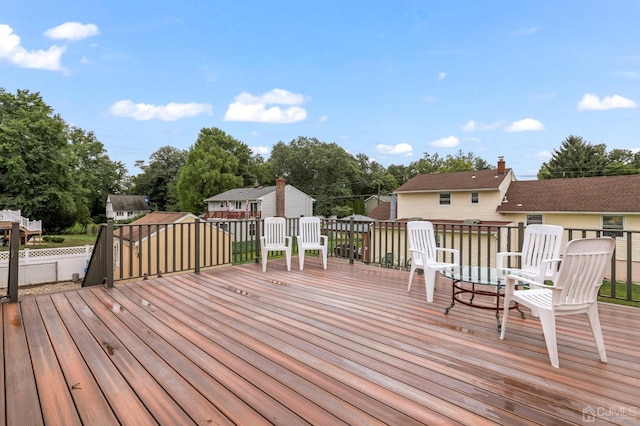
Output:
260 217 292 272
297 217 328 270
496 224 564 283
500 237 615 368
407 221 460 302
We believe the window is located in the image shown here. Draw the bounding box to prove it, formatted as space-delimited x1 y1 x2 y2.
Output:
526 214 543 225
602 215 624 238
439 193 451 205
470 192 479 204
234 200 242 210
249 223 256 236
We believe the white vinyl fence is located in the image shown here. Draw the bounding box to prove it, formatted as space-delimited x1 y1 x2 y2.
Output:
0 246 93 288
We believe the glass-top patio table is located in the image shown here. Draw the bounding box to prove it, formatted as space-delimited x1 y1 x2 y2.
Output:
441 266 526 331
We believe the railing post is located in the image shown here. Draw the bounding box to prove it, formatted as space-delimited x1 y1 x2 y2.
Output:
349 217 355 264
7 222 20 303
105 220 114 288
255 218 262 263
194 219 200 274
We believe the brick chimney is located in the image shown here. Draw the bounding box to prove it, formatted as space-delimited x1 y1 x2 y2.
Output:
497 156 506 174
275 177 285 217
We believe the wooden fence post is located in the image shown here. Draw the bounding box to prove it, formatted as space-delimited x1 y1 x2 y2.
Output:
7 222 20 302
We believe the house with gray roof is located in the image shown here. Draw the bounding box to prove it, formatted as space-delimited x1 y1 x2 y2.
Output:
106 195 150 221
203 178 314 220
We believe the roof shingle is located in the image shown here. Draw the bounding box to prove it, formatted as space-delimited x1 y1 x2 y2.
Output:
497 175 640 213
395 168 512 193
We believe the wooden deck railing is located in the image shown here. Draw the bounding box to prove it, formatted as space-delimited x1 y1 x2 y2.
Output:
72 218 640 304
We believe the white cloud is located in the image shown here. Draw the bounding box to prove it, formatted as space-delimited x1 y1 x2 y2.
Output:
577 93 637 111
429 136 460 148
536 150 552 160
505 118 545 132
612 71 640 80
318 115 328 122
250 145 270 155
108 100 213 121
224 88 307 123
460 120 504 132
512 27 537 36
438 71 446 80
0 24 66 71
376 143 413 156
45 22 99 40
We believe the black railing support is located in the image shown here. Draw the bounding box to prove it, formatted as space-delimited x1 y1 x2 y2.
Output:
7 222 20 303
105 220 114 288
194 219 200 274
349 217 355 264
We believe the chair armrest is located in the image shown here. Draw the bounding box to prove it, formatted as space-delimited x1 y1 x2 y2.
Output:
260 236 266 246
506 273 556 289
284 236 292 247
533 257 562 282
320 235 328 246
436 247 459 265
496 251 522 270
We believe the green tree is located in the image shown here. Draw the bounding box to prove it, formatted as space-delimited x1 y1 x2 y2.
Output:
353 154 397 198
0 89 79 232
67 125 128 223
603 148 640 176
176 128 246 214
409 150 490 175
538 135 608 179
132 146 187 211
268 137 364 216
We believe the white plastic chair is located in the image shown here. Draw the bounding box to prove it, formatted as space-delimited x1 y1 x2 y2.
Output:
497 224 564 283
407 221 460 302
500 237 615 368
296 217 328 270
260 217 292 272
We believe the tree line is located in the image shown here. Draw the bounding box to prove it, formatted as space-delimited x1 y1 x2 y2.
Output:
1 89 638 232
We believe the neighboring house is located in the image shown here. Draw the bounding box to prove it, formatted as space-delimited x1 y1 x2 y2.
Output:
369 201 392 221
496 174 640 233
203 178 314 220
387 157 640 277
394 157 514 223
106 195 150 221
364 195 392 215
113 211 231 279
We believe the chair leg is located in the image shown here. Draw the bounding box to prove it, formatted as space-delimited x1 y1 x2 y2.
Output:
407 265 416 291
586 305 608 363
538 310 559 368
499 292 512 340
299 250 305 270
261 249 268 272
321 248 327 269
424 269 437 302
285 249 291 272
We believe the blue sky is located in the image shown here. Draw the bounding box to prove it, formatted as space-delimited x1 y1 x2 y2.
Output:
2 1 639 179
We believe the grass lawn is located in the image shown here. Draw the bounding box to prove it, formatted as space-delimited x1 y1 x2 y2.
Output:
599 280 640 307
0 234 98 251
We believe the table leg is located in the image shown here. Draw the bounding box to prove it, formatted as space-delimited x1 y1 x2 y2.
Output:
445 279 457 314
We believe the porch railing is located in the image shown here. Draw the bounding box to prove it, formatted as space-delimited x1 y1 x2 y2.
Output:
77 218 640 304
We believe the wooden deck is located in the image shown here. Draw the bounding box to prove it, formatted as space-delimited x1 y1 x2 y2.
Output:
2 258 639 425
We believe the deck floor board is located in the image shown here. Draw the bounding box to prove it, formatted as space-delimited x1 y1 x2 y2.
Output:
2 258 639 425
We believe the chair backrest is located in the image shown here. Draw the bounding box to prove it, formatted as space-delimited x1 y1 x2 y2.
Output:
407 221 437 263
552 237 615 307
520 224 564 277
263 217 287 246
298 217 321 245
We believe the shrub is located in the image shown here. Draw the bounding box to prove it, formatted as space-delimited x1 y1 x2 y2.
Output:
42 236 52 242
51 237 65 243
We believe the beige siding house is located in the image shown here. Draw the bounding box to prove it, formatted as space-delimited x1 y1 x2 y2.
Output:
497 174 640 278
114 211 232 280
386 158 640 277
394 158 513 222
